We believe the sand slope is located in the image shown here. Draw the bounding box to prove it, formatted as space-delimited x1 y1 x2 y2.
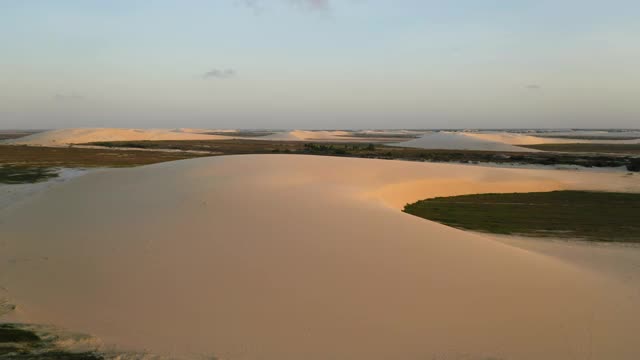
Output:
393 131 640 152
1 156 640 359
464 132 640 145
3 128 232 146
256 130 355 141
392 132 539 152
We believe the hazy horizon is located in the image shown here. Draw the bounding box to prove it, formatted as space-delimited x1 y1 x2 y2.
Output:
2 0 639 129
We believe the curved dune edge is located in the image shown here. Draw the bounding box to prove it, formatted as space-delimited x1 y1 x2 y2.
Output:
2 128 235 146
254 130 357 141
391 132 540 152
4 128 402 146
1 155 640 359
462 132 640 145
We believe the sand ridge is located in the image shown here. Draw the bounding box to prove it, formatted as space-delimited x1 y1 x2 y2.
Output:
391 132 540 152
3 128 234 146
1 156 640 359
255 130 356 141
463 132 640 145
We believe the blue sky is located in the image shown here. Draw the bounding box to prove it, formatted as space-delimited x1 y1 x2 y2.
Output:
1 0 639 129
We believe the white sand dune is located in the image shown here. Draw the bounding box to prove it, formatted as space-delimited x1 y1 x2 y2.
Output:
464 132 640 145
255 130 355 141
3 128 232 146
392 131 539 152
2 155 640 359
528 130 640 139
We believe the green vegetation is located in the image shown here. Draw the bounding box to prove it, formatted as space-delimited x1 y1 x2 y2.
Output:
0 166 59 184
2 140 637 185
403 191 640 242
522 143 640 155
628 158 640 172
0 145 211 184
337 133 420 139
86 139 640 171
0 130 42 141
0 325 40 343
199 130 275 137
0 145 207 168
0 324 103 359
535 135 640 141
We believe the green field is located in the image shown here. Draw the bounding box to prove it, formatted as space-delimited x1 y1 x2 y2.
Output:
403 191 640 242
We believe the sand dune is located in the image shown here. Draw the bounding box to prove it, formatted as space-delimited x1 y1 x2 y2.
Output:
2 155 640 359
3 128 232 146
464 132 640 145
256 130 355 141
392 131 539 152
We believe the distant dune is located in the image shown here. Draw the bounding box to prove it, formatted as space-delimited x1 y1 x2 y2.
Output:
3 128 233 146
392 131 540 152
2 128 406 146
464 132 640 145
2 155 640 359
255 130 355 141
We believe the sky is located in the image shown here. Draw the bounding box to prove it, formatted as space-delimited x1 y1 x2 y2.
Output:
1 0 639 129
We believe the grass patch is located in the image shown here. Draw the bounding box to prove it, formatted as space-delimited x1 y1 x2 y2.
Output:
4 140 638 177
86 139 640 171
199 130 275 137
535 135 640 141
0 166 59 184
0 130 42 141
0 324 103 359
0 325 40 343
403 191 640 242
522 143 640 154
0 145 208 168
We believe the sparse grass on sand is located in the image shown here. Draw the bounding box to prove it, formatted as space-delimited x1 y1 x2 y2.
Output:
198 130 276 137
2 140 639 185
0 130 42 141
0 145 210 184
522 143 640 154
534 135 640 141
88 139 640 171
0 145 208 168
403 191 640 242
0 324 103 359
0 166 59 184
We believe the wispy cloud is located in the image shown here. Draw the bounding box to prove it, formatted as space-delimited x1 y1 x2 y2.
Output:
292 0 330 11
240 0 330 13
238 0 264 14
53 93 86 101
202 69 236 79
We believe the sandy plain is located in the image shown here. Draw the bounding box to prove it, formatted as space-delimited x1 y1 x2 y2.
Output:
1 155 640 359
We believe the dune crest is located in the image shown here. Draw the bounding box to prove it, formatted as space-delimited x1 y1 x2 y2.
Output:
463 132 640 145
392 132 538 152
3 128 232 146
255 130 354 141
